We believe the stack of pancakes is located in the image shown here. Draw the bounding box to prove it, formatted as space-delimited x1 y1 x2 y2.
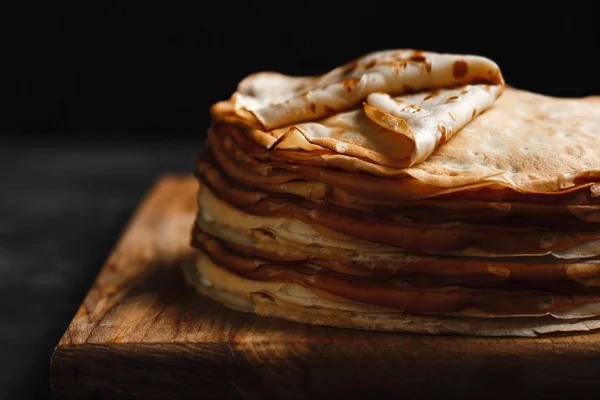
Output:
184 50 600 336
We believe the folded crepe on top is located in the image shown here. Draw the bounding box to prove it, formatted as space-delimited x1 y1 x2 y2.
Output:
214 49 504 167
186 49 600 337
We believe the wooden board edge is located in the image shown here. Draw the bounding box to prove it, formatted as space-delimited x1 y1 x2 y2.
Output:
51 342 229 400
49 338 600 400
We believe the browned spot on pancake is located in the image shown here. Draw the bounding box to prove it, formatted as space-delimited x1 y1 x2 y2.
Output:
452 60 468 78
409 53 432 73
310 103 317 113
472 108 477 119
410 55 427 63
438 123 448 141
394 61 408 74
424 62 432 73
403 84 417 93
446 96 461 103
342 79 359 93
301 91 310 98
324 105 336 114
424 89 440 101
564 146 575 156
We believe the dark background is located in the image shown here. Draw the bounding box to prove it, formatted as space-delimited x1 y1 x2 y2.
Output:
2 2 599 399
2 1 600 138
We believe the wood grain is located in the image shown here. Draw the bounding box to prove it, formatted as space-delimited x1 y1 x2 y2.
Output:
51 175 600 400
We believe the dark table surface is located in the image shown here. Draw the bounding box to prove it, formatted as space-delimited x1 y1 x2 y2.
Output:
0 134 201 399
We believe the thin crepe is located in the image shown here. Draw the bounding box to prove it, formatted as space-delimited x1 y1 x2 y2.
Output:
196 156 600 228
195 180 600 259
184 252 600 337
215 49 504 167
191 233 600 316
192 230 600 291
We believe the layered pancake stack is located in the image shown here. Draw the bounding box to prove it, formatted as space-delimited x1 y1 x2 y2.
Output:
184 50 600 336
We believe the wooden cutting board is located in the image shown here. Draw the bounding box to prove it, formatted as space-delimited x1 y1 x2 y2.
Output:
51 175 600 400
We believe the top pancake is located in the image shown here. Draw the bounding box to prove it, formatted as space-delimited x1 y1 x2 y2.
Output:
210 49 600 198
